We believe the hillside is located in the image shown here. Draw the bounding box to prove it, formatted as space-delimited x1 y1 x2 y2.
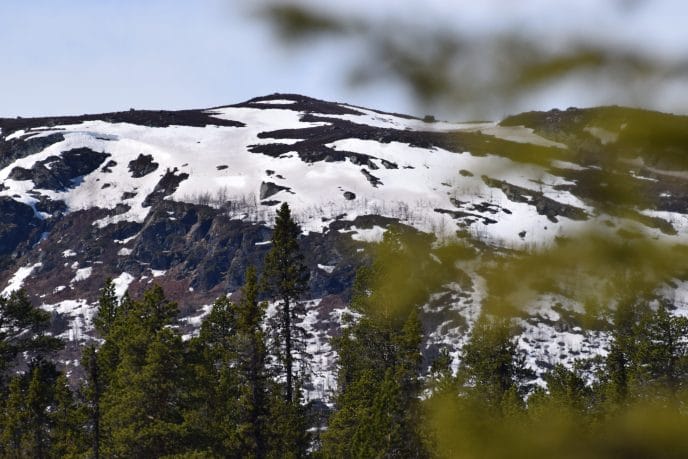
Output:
1 94 688 398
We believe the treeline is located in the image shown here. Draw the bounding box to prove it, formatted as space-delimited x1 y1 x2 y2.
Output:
2 203 688 457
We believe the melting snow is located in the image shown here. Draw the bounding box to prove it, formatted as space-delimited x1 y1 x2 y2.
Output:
349 225 386 242
112 272 135 298
71 267 93 284
2 263 42 296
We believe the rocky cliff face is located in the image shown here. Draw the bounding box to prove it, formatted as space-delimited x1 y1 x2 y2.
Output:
2 94 687 395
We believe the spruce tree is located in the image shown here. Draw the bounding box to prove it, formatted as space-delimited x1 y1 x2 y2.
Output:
93 277 118 337
262 202 309 404
100 284 189 457
0 375 26 455
635 301 688 396
24 361 57 458
190 294 241 454
82 344 101 459
460 313 530 412
234 266 270 457
323 228 428 458
0 289 62 383
50 373 87 458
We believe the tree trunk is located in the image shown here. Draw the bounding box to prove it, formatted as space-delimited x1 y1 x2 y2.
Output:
284 298 293 403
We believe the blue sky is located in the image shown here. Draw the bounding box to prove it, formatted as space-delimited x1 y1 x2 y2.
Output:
2 0 687 119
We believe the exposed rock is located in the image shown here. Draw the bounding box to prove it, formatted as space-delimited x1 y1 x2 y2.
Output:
0 108 244 137
101 159 117 172
8 148 109 191
482 175 588 223
128 153 159 178
0 133 65 169
435 208 498 225
360 169 382 187
261 200 281 206
260 181 291 200
142 168 189 207
0 197 39 265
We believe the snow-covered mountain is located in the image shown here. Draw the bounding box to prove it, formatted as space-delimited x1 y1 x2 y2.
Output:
2 94 687 397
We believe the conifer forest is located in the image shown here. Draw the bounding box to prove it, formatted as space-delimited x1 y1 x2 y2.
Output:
2 203 688 458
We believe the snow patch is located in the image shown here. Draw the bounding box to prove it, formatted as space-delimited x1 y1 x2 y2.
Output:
253 99 298 105
350 225 386 242
317 264 336 274
71 267 93 284
40 298 93 342
2 263 42 296
112 272 135 298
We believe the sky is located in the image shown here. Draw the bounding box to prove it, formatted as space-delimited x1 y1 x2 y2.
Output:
1 0 687 119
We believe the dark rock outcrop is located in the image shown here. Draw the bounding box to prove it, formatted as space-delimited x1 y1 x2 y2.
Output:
260 181 291 200
128 154 159 178
9 148 110 191
0 198 39 266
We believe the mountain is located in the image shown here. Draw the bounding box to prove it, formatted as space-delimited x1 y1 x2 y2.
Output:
1 94 687 399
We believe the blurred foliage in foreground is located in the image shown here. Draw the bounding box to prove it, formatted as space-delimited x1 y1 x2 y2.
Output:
360 229 688 458
426 301 688 458
253 1 688 118
302 224 687 457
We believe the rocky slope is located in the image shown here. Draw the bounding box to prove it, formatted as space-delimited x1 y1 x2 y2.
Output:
1 94 687 397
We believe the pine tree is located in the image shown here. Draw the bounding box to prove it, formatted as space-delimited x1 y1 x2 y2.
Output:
459 313 530 413
50 373 87 458
189 294 241 454
234 266 270 457
24 361 58 458
0 375 27 455
99 284 189 457
323 228 428 458
0 289 63 383
635 301 688 396
534 363 591 417
262 202 310 404
82 344 101 459
93 277 118 337
600 299 650 406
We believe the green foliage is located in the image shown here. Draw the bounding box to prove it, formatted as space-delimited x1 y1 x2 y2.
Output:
459 314 530 413
427 297 688 458
0 375 28 456
267 389 311 459
81 344 102 459
233 266 271 457
323 229 428 458
635 302 688 396
185 294 241 455
96 284 192 457
262 202 309 406
50 374 88 458
254 3 688 119
93 277 118 337
0 289 63 383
